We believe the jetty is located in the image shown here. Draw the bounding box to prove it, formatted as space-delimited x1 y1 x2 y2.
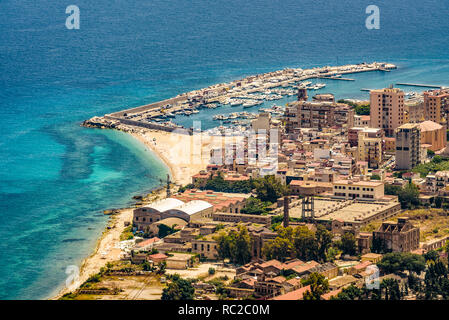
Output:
396 83 443 89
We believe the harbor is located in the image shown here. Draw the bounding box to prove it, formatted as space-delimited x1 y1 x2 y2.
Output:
84 62 397 134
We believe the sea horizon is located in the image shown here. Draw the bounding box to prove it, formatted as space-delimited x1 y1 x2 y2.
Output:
1 0 449 299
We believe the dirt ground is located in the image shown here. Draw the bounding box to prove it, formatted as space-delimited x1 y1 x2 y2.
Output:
165 262 236 281
361 208 449 241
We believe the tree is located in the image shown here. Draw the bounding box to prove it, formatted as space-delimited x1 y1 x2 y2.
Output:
215 224 252 265
397 183 420 209
158 224 178 238
424 250 439 262
332 284 362 300
339 232 357 256
301 272 329 300
161 275 195 300
371 236 390 254
380 278 402 300
240 197 270 215
377 252 426 275
371 174 381 180
253 175 287 203
263 226 295 262
293 226 319 261
315 225 332 262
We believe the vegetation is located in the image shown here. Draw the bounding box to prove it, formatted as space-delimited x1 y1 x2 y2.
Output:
263 225 332 263
370 174 381 180
240 196 272 215
301 272 329 300
120 225 134 241
337 232 357 256
158 224 178 238
161 274 195 300
377 252 426 275
215 224 252 265
338 99 370 115
412 156 449 178
208 267 216 275
253 175 288 203
384 183 420 209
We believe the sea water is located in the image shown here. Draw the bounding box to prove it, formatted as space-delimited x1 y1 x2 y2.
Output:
1 0 449 299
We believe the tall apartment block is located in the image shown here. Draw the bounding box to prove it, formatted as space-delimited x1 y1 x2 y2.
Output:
395 123 422 170
423 89 449 125
370 87 405 137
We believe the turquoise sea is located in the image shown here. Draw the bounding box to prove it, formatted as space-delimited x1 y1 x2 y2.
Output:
1 0 449 299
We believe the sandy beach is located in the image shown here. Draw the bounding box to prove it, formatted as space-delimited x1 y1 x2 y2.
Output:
130 128 228 186
51 126 227 299
51 208 133 299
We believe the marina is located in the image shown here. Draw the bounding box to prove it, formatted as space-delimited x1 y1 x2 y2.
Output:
86 62 397 134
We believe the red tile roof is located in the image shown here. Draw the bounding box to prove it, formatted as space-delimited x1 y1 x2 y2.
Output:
271 285 311 300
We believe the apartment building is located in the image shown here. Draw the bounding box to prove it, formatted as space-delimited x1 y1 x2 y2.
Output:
395 123 422 170
357 130 383 169
284 100 354 133
370 87 405 137
423 89 449 125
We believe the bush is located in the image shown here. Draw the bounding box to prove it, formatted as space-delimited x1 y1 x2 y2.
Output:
208 267 216 275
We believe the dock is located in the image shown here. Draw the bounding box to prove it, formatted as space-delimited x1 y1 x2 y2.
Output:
396 83 443 89
319 76 355 81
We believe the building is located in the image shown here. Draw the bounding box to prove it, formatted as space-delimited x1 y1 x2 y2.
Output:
405 100 425 123
354 115 370 127
173 189 248 214
357 129 383 168
251 112 271 132
423 89 449 125
212 212 272 227
419 120 446 152
133 198 185 231
373 217 420 252
348 127 383 148
333 179 384 200
370 87 405 137
289 180 332 196
395 123 422 170
284 100 354 133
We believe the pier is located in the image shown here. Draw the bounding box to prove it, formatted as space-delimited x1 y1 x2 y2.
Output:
319 76 355 81
396 83 443 89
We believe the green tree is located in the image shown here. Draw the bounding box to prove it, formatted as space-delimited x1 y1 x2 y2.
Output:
215 225 252 265
263 226 295 262
380 278 402 300
253 175 287 203
301 272 329 300
158 224 178 238
293 226 319 261
339 232 358 256
377 252 426 275
332 284 363 300
397 183 420 209
161 275 194 300
370 174 381 180
240 197 271 215
315 225 332 262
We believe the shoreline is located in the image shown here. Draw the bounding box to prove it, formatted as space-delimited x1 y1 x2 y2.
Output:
51 124 219 299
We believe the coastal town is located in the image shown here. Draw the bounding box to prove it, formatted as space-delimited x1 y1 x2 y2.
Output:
63 62 449 301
